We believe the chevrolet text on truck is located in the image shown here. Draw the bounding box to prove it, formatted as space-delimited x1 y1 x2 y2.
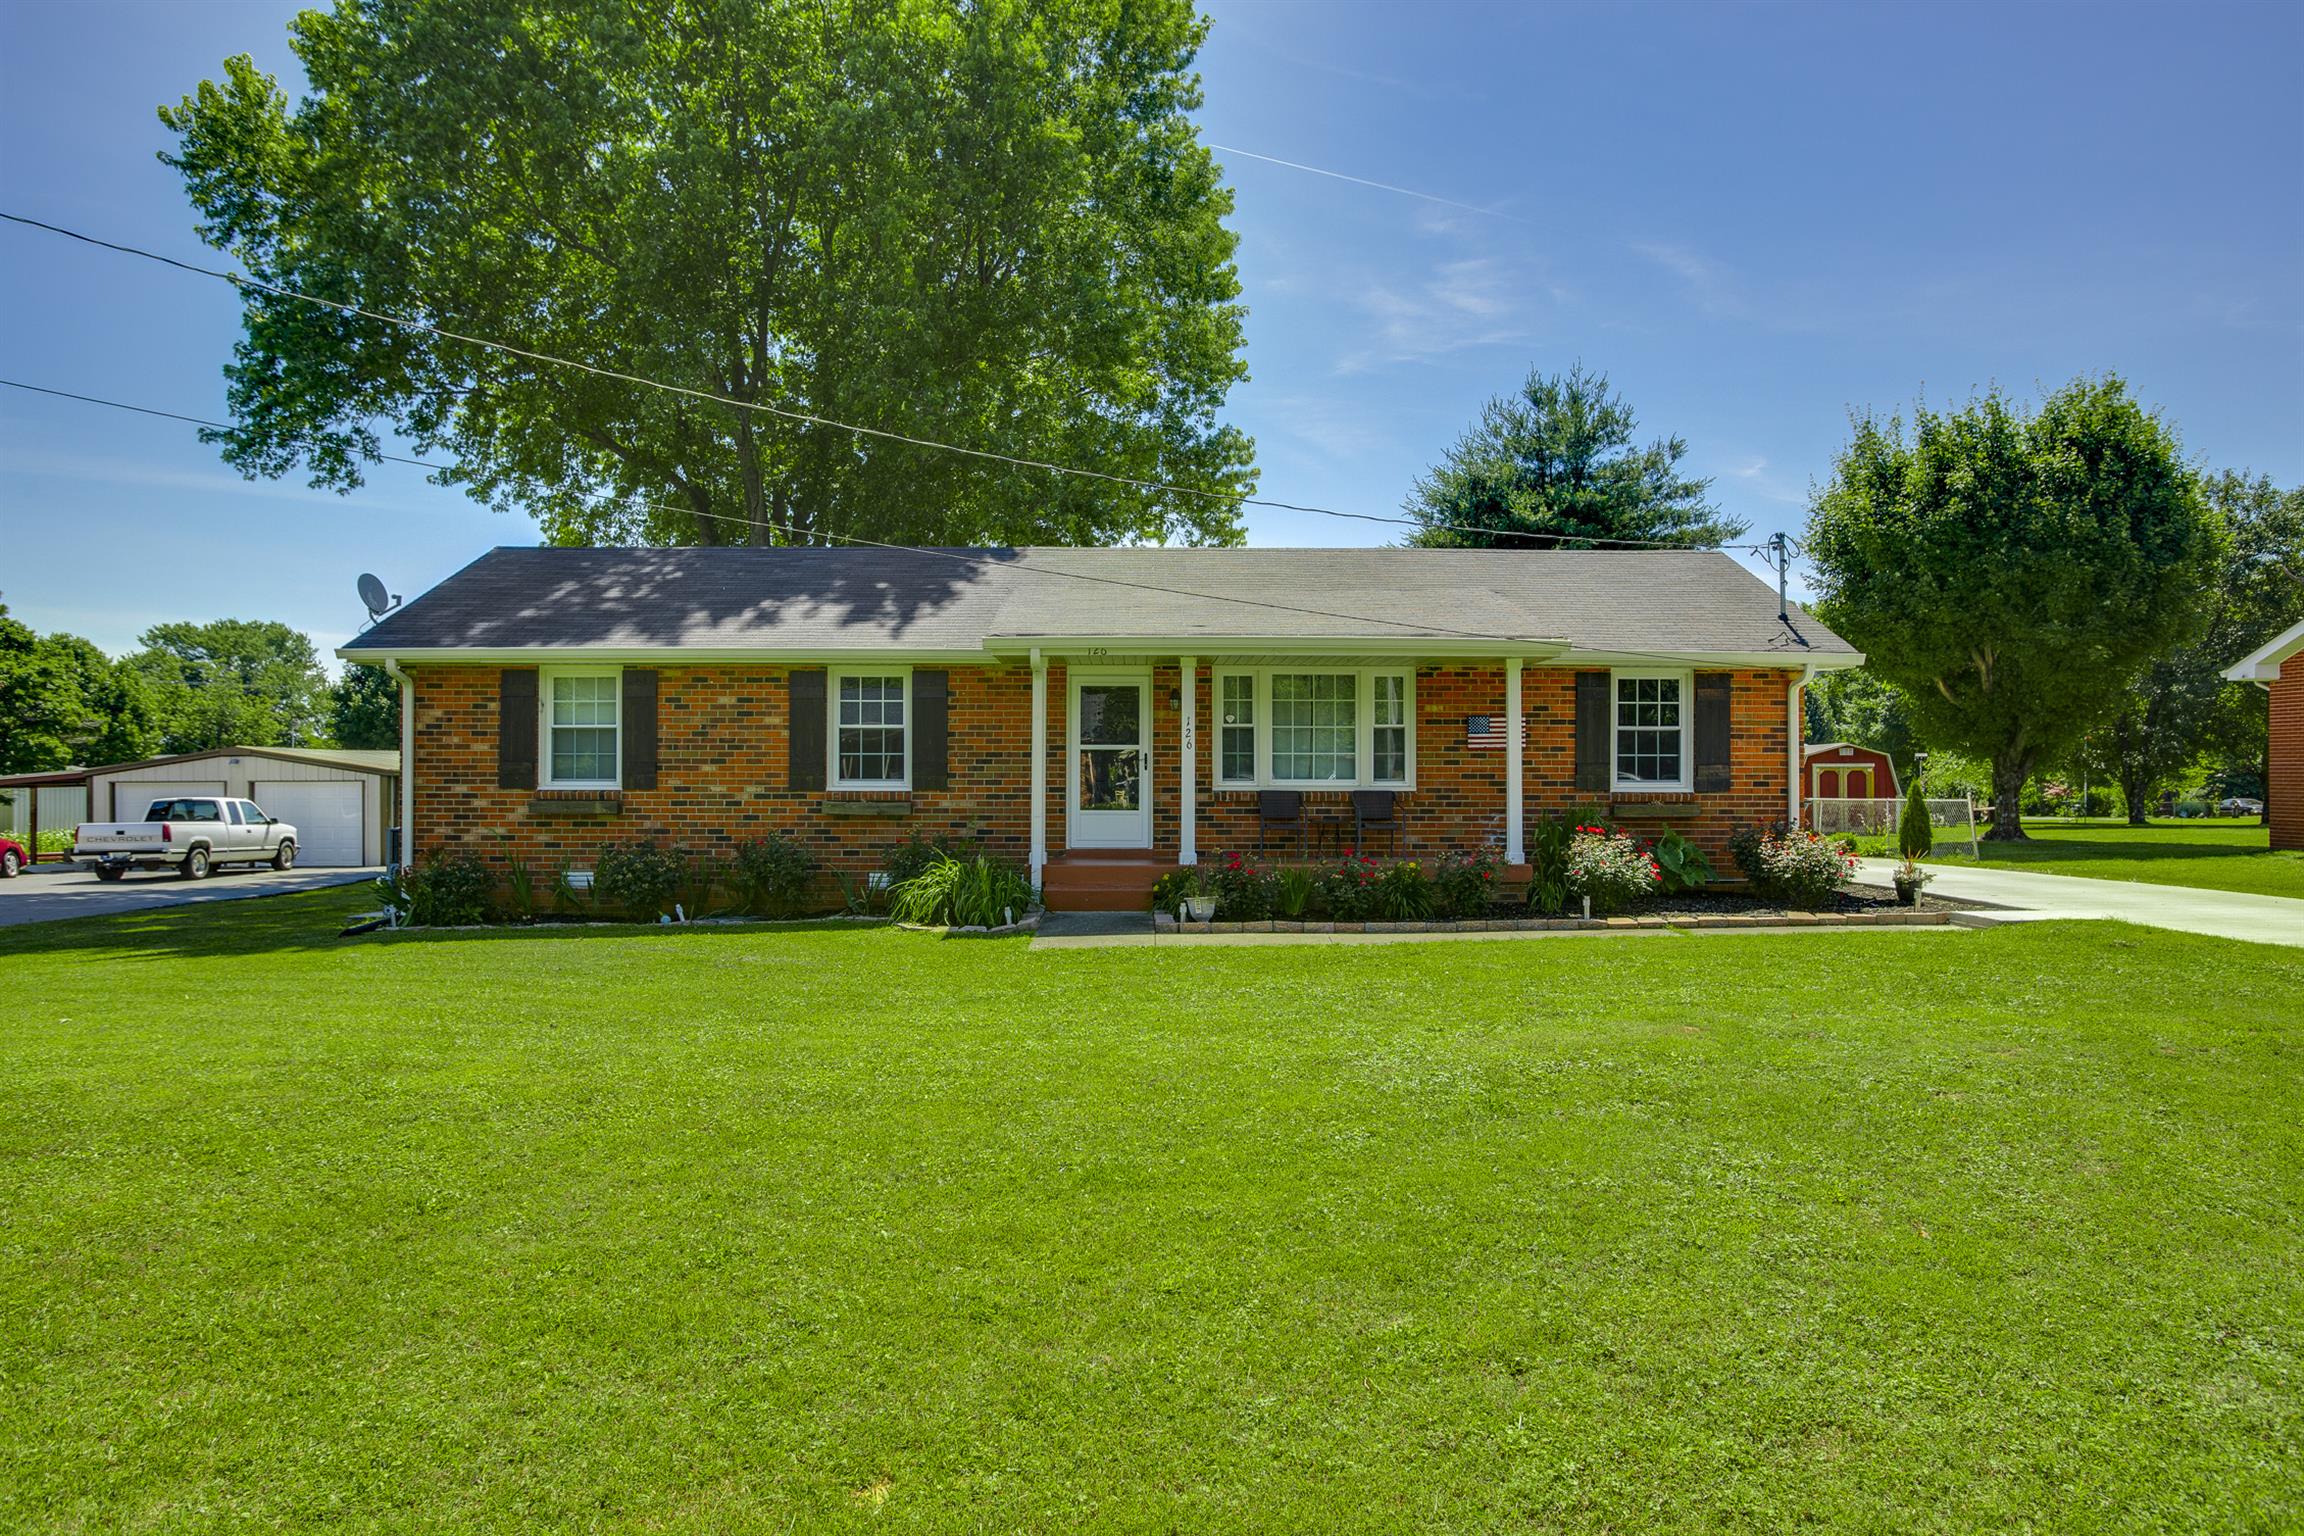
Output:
74 796 298 881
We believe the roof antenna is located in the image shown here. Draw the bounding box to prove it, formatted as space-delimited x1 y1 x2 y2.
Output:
356 572 401 629
1769 532 1789 624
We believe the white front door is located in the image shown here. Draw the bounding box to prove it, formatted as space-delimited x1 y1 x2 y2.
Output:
1069 671 1152 848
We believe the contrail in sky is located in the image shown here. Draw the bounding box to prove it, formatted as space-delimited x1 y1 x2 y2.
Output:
1207 143 1531 224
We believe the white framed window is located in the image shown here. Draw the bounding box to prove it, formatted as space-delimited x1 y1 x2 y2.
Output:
1218 672 1256 784
1612 669 1691 792
832 668 910 789
1209 668 1414 788
542 667 621 788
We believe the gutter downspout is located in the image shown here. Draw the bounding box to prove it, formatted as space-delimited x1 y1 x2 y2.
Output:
386 660 413 873
1789 663 1815 828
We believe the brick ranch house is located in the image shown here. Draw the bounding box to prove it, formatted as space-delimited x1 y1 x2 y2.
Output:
340 546 1861 907
2225 614 2304 851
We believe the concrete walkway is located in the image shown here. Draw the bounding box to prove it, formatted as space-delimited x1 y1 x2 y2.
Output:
1854 858 2304 949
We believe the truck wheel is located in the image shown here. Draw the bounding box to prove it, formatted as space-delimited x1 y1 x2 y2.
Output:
95 866 127 882
0 849 19 878
180 847 211 880
272 840 297 872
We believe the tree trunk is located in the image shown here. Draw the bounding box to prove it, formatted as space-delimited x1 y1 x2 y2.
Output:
2119 766 2152 827
1987 748 2034 841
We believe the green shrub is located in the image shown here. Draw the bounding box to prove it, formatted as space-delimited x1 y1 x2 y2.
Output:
500 852 540 922
677 851 730 919
592 840 686 922
1734 825 1853 909
1526 816 1576 914
1563 824 1659 914
1210 851 1275 920
889 853 1034 927
1373 860 1436 921
1317 854 1382 921
1648 827 1714 894
884 831 977 887
1897 780 1934 862
402 850 493 927
1431 848 1502 918
1149 867 1201 914
731 832 816 917
1273 866 1315 919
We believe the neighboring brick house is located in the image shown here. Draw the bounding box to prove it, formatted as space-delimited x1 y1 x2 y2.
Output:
340 546 1861 907
2226 615 2304 852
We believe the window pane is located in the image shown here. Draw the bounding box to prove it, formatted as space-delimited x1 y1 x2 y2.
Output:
1373 727 1407 783
838 727 906 783
1077 684 1141 747
839 675 904 728
552 673 617 727
1373 674 1405 727
551 726 617 782
1270 673 1356 781
1220 674 1254 725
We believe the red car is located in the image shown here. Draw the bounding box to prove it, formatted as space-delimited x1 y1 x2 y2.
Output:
0 837 27 878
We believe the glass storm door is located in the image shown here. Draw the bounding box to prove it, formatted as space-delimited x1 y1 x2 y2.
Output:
1071 673 1151 848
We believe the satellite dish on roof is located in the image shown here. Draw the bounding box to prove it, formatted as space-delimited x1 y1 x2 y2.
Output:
356 572 401 626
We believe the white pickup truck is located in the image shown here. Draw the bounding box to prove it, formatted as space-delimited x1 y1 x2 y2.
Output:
74 796 299 881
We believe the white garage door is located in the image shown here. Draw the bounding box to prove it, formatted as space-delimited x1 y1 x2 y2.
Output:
252 781 366 866
110 780 227 820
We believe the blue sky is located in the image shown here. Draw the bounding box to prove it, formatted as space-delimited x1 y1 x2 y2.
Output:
3 0 2299 667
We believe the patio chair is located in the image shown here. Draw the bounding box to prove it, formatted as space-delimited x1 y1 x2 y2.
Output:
1257 790 1306 856
1350 790 1399 856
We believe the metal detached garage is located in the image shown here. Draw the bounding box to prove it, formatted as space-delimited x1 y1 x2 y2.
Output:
93 748 400 867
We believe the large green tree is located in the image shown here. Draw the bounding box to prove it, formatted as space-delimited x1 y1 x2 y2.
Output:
128 620 333 754
0 604 159 774
1804 378 2226 839
160 0 1254 548
1802 667 1918 774
330 664 401 750
1405 363 1745 549
2199 471 2304 814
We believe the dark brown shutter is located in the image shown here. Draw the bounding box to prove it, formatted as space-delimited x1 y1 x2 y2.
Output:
1693 673 1732 792
1573 671 1611 792
911 669 949 790
497 669 538 789
788 669 826 790
621 668 659 790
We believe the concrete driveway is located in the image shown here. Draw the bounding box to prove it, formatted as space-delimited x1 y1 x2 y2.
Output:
0 863 381 929
1855 857 2304 948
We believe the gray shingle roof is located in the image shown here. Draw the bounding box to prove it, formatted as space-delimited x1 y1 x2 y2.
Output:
341 546 1853 660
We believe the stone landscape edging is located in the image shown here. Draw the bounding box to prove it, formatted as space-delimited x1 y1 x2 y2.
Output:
1151 910 1952 936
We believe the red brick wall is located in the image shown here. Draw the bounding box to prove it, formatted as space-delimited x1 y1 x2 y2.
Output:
2272 656 2303 852
406 661 1803 875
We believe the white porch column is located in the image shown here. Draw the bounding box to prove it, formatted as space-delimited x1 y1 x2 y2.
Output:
1789 665 1811 826
1029 649 1048 885
1179 656 1198 865
1505 657 1525 865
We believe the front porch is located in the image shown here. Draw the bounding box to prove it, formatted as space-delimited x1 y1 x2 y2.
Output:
1022 646 1556 907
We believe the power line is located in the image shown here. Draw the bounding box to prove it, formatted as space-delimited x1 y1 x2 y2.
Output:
1207 143 1530 224
3 374 1816 658
0 208 1772 556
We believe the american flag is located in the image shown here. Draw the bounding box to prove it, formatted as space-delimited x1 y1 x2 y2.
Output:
1464 715 1529 751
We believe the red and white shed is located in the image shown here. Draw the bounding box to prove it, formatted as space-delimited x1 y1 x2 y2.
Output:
1803 741 1900 801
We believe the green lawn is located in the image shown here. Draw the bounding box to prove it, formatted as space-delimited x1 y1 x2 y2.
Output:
5 892 2301 1532
1863 818 2304 899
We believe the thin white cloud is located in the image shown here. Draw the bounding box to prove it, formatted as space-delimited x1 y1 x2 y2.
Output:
1724 455 1810 507
1632 241 1747 318
1334 255 1539 374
